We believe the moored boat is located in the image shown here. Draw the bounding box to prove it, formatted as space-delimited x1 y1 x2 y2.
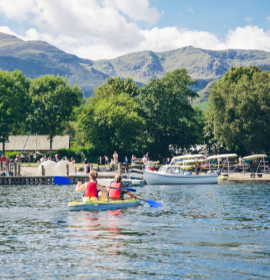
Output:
144 156 218 185
144 166 218 185
68 198 140 211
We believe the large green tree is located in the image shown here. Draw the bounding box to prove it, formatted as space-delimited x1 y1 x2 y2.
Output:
205 65 270 154
78 92 144 157
28 75 83 157
0 70 30 155
94 76 140 100
138 68 201 159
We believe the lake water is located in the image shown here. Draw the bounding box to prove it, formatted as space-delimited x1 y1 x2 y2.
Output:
1 181 270 279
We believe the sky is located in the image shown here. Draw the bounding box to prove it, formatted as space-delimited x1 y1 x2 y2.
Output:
0 0 270 60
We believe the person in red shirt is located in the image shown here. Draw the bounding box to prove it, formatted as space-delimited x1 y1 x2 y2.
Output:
75 170 108 201
0 154 7 162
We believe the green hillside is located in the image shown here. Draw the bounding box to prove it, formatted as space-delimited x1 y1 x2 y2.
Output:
0 33 108 97
1 32 270 100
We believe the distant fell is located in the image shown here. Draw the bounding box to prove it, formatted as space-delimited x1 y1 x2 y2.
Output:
1 32 270 100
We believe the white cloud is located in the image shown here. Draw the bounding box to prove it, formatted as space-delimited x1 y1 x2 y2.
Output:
0 26 18 36
225 25 270 51
246 17 252 22
267 16 270 22
0 0 35 21
106 0 161 24
0 1 270 60
187 8 194 13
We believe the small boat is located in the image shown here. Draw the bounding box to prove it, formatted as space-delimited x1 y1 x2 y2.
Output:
68 198 140 211
143 162 218 185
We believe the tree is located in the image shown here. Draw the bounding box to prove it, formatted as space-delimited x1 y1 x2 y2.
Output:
0 70 30 155
28 75 83 157
205 65 270 154
94 76 140 100
78 93 144 157
138 69 200 159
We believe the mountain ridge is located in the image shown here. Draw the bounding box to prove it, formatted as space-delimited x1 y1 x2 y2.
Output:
1 32 270 102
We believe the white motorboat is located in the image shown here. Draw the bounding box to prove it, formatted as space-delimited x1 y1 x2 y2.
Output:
143 164 218 185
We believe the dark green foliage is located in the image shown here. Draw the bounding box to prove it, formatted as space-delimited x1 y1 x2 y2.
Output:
94 76 140 99
139 69 202 159
0 70 31 154
78 90 145 156
205 65 270 154
27 74 83 157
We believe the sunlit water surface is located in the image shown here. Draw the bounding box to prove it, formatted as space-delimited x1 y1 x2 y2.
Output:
1 182 270 279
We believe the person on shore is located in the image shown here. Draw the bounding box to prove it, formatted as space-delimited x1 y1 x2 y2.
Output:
238 155 243 164
55 154 59 162
142 155 147 165
20 153 25 163
75 171 108 202
105 155 108 165
196 162 201 174
71 157 75 164
131 155 136 163
107 175 135 201
0 154 7 162
166 158 171 165
40 156 45 163
124 156 128 165
98 156 102 165
83 158 88 172
86 162 90 173
113 151 118 164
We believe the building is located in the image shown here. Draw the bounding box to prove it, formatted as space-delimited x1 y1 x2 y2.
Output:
0 135 70 153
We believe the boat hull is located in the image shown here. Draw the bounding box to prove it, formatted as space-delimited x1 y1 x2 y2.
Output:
143 170 218 185
68 198 140 211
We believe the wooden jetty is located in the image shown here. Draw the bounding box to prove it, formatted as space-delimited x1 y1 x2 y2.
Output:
0 175 145 187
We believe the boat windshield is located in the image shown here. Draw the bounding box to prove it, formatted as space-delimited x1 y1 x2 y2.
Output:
164 166 181 173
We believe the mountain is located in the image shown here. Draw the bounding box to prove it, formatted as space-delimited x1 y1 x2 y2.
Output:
1 32 270 102
0 32 108 97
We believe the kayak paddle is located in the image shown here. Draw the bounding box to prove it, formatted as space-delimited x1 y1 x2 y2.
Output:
53 176 136 192
135 196 163 208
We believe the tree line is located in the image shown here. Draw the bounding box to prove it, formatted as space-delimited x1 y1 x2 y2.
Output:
1 65 270 161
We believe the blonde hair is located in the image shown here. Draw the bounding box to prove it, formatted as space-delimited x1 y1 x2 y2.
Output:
115 174 122 183
89 171 98 181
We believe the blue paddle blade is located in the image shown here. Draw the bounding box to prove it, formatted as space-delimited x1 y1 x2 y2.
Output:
53 176 72 185
119 188 136 192
145 200 163 208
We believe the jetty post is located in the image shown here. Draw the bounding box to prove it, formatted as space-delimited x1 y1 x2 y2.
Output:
14 164 17 176
42 165 45 176
117 163 122 175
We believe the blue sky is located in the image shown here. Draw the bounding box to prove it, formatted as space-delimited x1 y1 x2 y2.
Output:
0 0 269 60
149 0 270 36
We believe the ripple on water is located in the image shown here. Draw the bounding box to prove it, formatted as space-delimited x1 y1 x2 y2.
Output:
0 181 270 279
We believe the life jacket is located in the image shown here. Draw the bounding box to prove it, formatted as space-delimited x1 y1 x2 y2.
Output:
85 182 98 197
109 182 121 199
